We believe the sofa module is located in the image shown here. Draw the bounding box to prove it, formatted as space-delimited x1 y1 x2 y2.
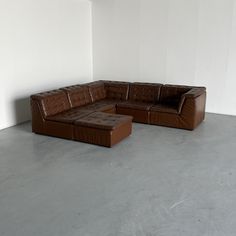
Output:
31 80 206 147
149 85 206 130
116 82 162 123
74 112 133 147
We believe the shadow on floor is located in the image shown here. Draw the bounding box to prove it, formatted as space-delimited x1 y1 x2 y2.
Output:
13 97 31 132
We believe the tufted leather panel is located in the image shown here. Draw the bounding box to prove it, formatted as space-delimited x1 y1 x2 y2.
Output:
61 85 92 108
160 85 191 106
75 112 133 130
129 82 162 103
31 90 70 117
46 108 94 124
103 81 130 100
87 81 106 102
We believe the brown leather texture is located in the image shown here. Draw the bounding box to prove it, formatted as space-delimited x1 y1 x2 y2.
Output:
117 101 153 111
159 84 192 106
61 85 92 108
116 107 149 124
74 113 132 147
31 90 70 117
79 101 116 112
150 90 206 130
129 82 162 103
31 80 207 147
44 121 74 139
46 109 93 124
75 112 133 130
103 80 130 100
150 104 178 114
87 81 106 102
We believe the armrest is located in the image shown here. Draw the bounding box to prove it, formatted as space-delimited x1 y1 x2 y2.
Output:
178 87 206 113
183 87 206 98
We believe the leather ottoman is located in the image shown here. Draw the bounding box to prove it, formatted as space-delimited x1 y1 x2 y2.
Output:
74 112 133 147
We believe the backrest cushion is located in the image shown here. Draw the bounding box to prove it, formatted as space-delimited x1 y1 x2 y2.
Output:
160 85 192 105
129 83 162 103
62 85 92 108
87 81 106 102
103 81 130 100
31 90 70 117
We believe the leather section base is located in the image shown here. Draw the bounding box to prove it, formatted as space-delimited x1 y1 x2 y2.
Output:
41 121 74 139
74 119 132 147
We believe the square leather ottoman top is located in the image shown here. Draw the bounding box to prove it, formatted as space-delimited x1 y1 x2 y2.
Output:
75 112 133 130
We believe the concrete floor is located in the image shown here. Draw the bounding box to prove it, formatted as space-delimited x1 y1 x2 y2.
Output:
0 113 236 236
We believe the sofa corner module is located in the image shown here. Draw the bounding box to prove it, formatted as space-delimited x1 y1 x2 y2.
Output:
180 90 207 130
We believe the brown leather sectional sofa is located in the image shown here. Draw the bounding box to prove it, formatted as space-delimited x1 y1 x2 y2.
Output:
31 80 206 147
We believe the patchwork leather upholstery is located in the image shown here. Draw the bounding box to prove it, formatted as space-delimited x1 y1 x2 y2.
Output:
87 81 106 102
30 80 207 145
46 109 93 124
80 101 115 112
31 90 70 117
103 81 130 100
62 85 92 108
75 112 132 130
150 88 206 130
129 83 162 103
74 112 132 147
150 104 178 114
159 85 191 106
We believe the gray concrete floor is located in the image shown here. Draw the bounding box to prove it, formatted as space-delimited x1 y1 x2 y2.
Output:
0 113 236 236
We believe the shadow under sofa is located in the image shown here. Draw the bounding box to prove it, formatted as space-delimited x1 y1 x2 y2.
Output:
30 80 206 147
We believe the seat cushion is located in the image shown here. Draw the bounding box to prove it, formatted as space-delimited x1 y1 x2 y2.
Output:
117 101 153 111
75 112 133 130
150 104 179 114
46 108 93 124
80 100 116 112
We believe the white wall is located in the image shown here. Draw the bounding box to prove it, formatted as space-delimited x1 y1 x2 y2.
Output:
92 0 236 115
0 0 92 130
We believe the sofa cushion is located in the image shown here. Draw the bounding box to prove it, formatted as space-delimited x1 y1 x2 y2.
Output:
160 85 191 106
31 90 70 117
75 112 133 130
46 109 93 124
87 81 106 102
117 101 153 111
80 100 115 112
129 82 162 103
103 81 130 100
61 85 92 108
150 104 179 114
